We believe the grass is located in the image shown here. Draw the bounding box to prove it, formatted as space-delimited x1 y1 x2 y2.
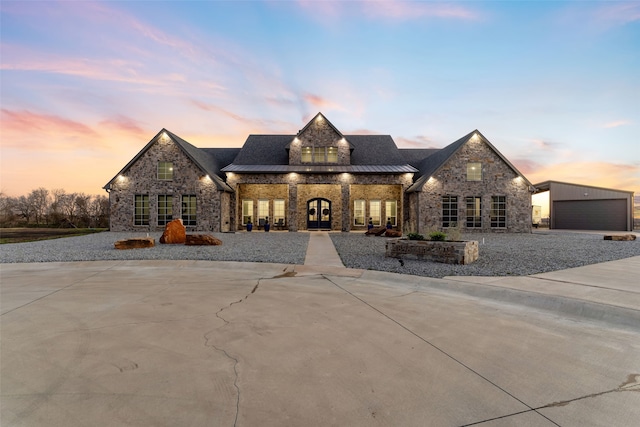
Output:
0 228 108 244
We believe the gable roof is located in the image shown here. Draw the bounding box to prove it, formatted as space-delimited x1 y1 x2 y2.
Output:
103 129 233 192
221 133 418 173
297 112 344 138
398 148 439 168
407 130 532 192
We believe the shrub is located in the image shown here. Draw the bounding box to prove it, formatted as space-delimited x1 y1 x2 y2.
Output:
407 232 425 241
429 231 447 241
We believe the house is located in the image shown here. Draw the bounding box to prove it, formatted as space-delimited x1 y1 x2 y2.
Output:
104 113 534 234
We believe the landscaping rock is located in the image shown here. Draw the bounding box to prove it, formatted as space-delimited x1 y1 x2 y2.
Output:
160 219 186 244
365 226 387 236
385 230 403 238
185 234 222 246
114 237 155 250
604 234 636 241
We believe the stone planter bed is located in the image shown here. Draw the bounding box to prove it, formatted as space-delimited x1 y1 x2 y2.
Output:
385 238 479 265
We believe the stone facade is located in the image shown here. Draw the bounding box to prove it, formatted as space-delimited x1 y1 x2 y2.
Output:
105 115 533 235
409 135 532 234
107 132 226 232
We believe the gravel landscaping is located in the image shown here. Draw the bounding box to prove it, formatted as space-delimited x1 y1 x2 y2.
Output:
1 230 638 278
0 232 310 265
331 231 640 277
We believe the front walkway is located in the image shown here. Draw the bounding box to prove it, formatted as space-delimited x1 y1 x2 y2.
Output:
303 231 344 267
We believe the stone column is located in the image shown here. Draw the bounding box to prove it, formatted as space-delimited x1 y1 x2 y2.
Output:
288 184 298 232
341 184 350 231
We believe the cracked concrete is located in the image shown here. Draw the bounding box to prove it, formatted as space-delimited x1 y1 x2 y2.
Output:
1 259 639 426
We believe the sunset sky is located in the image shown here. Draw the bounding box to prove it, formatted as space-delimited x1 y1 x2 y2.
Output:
1 1 638 203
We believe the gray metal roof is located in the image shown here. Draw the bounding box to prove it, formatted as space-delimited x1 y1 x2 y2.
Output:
221 164 417 173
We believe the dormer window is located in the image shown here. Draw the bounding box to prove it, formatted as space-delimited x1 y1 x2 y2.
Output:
301 146 338 163
158 161 174 180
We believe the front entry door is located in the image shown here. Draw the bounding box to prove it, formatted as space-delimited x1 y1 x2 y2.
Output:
307 198 331 229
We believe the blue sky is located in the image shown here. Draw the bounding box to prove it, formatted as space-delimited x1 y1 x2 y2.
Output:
1 0 638 198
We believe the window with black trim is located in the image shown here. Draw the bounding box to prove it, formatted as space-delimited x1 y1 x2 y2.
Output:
182 195 196 226
134 194 149 225
385 200 397 226
301 146 338 163
491 196 506 228
465 196 482 228
158 195 173 226
442 196 458 227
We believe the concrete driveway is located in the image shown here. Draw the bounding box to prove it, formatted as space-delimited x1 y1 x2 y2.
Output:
1 260 639 426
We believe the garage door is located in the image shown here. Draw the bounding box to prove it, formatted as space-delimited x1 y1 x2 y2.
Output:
553 199 627 230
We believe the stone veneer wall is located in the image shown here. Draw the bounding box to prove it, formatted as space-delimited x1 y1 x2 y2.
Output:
416 137 532 234
350 184 403 230
288 115 351 165
108 133 224 232
226 172 413 231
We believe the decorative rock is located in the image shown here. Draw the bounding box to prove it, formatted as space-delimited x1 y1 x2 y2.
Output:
185 234 223 246
385 230 403 238
365 226 387 236
114 237 155 250
604 234 636 241
160 219 186 244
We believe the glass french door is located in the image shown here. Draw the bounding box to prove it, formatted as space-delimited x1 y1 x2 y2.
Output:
307 198 331 229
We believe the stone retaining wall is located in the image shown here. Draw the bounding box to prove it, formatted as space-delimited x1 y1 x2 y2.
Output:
385 239 479 265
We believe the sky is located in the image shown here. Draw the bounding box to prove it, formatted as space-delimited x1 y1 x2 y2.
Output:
1 0 639 204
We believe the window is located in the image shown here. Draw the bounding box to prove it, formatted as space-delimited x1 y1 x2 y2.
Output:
354 200 365 225
134 195 149 226
182 195 196 226
242 200 253 225
158 162 174 180
466 162 482 181
157 195 173 226
258 199 269 222
274 199 285 224
301 147 312 163
491 196 506 228
370 200 381 226
301 146 338 163
442 196 458 228
327 147 338 163
313 147 325 162
385 200 397 226
465 196 482 228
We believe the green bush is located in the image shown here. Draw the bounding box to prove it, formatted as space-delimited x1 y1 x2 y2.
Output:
406 232 424 241
429 231 447 241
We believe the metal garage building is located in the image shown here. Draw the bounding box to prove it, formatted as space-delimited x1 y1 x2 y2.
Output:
534 181 634 231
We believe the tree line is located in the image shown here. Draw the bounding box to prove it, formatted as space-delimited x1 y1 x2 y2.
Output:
0 188 109 228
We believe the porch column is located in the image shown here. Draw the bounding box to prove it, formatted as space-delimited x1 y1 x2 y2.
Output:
288 183 298 232
341 184 350 231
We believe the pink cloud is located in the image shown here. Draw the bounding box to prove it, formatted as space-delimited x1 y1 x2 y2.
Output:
511 158 543 176
603 120 631 128
99 115 146 136
594 2 640 26
395 135 437 148
293 0 482 22
1 109 98 149
304 94 342 111
364 1 482 21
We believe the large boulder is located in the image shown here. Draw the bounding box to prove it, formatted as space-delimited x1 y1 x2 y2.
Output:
185 234 223 246
385 230 402 238
160 219 186 244
115 237 155 249
365 226 387 236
